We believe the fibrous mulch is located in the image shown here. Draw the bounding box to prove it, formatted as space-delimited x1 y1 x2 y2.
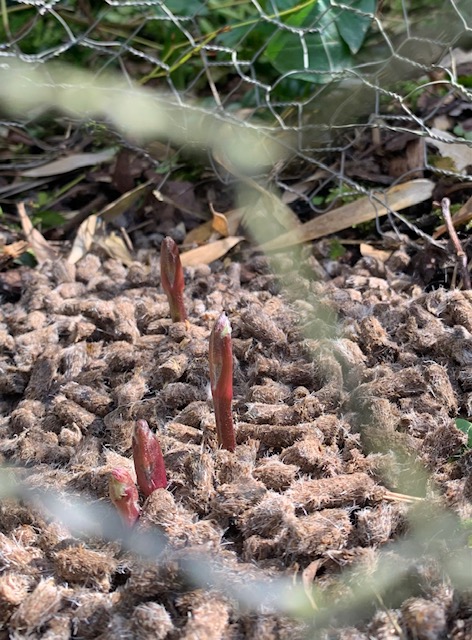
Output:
0 244 471 639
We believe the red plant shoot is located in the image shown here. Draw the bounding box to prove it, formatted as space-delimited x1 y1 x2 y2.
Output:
133 419 167 497
160 236 187 323
209 312 236 452
109 468 141 527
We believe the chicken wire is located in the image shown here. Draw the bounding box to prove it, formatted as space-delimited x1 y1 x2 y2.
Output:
1 0 472 208
1 2 472 634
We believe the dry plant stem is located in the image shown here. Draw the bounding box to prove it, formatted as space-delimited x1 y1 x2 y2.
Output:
439 197 471 290
209 312 236 452
108 468 141 527
383 490 424 504
160 236 187 322
133 419 167 497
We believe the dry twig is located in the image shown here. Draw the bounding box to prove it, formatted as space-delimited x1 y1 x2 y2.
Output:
437 197 471 290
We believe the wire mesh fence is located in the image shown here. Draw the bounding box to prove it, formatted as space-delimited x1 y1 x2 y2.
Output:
1 0 471 212
1 2 472 638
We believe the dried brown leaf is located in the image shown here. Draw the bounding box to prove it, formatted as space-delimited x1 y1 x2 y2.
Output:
67 214 97 264
20 149 116 178
180 236 243 266
360 243 393 262
98 231 134 266
100 180 154 223
17 202 58 264
426 129 472 174
185 208 245 245
262 179 435 251
210 204 230 237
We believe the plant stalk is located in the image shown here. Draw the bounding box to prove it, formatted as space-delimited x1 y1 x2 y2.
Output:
133 419 167 497
160 236 187 322
209 312 236 451
109 468 141 527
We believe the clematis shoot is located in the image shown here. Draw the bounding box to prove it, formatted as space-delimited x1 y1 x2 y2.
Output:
209 312 236 452
109 467 141 527
133 419 167 497
160 236 187 322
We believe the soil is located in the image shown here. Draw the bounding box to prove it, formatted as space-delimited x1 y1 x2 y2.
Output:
0 242 472 640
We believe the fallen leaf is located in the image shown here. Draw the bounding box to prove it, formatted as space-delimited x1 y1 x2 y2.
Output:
67 215 97 264
360 243 394 262
261 179 435 251
0 177 55 197
100 180 154 223
0 241 29 269
17 202 58 264
20 148 116 178
426 128 472 174
210 203 230 237
97 231 134 266
181 236 243 266
185 207 245 245
1 240 29 260
184 220 215 245
152 183 206 221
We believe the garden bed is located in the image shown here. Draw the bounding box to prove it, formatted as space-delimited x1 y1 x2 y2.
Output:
0 244 471 639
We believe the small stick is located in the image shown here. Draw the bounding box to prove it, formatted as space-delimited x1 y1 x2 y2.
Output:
438 197 471 290
383 489 424 504
160 236 187 322
209 312 236 452
109 468 141 527
133 419 167 497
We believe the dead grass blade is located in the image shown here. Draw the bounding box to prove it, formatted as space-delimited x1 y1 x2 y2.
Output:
261 179 435 251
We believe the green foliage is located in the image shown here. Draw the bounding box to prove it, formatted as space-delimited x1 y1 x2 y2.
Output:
30 209 66 231
328 238 346 259
0 0 378 103
325 184 360 205
456 418 472 450
453 124 472 142
263 0 377 84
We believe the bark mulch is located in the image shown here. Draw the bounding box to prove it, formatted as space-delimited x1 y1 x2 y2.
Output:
0 245 471 639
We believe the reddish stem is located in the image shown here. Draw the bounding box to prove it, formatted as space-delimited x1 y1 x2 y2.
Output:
209 312 236 452
133 419 167 497
160 237 187 322
109 468 141 527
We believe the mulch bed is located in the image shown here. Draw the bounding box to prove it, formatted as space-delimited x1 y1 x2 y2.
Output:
0 243 472 639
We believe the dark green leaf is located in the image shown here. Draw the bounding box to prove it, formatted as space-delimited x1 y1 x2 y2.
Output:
31 210 66 230
264 0 376 83
336 0 376 55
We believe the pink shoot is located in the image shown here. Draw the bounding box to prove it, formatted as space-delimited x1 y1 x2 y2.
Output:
133 419 167 497
109 468 141 527
209 312 236 452
160 236 187 323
